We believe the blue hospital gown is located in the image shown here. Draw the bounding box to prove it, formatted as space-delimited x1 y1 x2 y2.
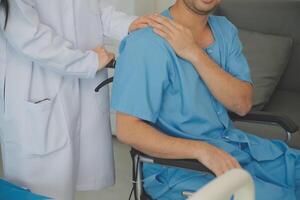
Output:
111 9 300 200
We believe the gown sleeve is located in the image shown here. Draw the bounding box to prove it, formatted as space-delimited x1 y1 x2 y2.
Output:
225 26 253 84
111 31 170 123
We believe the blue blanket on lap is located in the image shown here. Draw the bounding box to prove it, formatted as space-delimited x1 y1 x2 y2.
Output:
0 179 51 200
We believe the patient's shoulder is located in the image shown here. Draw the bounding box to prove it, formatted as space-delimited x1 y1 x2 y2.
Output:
115 27 172 85
119 27 170 56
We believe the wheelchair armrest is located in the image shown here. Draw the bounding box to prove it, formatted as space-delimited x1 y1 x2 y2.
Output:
130 148 212 174
152 157 211 173
229 111 299 134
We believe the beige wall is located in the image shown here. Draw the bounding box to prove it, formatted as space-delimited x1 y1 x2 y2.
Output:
155 0 176 12
108 0 176 16
134 0 176 14
134 1 155 15
131 0 176 15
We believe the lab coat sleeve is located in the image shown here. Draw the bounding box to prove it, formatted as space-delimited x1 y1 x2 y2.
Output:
0 0 98 79
100 1 137 40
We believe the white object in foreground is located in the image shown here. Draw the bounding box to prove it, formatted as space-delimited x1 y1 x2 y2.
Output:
188 169 255 200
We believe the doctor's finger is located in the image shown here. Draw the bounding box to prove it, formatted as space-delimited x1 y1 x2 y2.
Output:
153 28 172 41
156 14 182 27
135 14 161 27
135 22 150 29
135 17 151 26
150 15 176 33
139 24 150 29
149 17 174 33
152 14 177 27
142 15 160 23
151 23 173 36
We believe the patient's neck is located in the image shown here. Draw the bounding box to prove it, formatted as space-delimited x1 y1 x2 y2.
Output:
170 2 209 36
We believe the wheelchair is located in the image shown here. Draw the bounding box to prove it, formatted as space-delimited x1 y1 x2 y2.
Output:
95 60 299 200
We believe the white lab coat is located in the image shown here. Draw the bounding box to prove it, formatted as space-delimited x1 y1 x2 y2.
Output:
0 0 136 199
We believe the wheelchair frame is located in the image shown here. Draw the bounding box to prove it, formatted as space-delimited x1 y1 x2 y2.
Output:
130 148 214 200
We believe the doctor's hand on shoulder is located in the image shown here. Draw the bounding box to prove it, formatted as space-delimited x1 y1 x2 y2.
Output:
129 14 158 33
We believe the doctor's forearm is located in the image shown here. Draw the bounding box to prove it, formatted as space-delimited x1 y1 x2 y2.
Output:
191 49 253 116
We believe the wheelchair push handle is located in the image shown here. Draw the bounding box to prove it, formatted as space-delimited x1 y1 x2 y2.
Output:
95 59 116 92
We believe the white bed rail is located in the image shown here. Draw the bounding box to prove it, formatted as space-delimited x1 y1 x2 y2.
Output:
188 169 255 200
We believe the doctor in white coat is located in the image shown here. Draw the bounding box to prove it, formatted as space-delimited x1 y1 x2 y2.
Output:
0 0 153 199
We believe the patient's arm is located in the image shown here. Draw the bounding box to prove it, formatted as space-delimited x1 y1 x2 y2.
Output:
116 112 241 176
191 50 253 116
150 15 253 116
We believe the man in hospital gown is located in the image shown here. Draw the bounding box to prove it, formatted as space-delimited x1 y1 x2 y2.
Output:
112 0 300 199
